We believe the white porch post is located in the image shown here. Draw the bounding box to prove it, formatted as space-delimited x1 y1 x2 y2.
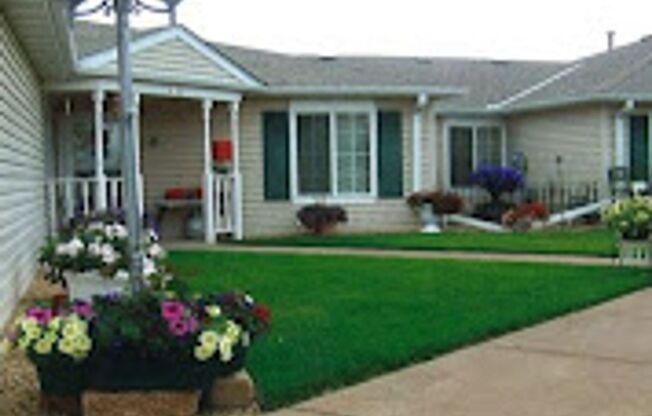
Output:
202 99 216 243
230 100 243 240
615 113 627 167
93 89 107 211
412 93 428 192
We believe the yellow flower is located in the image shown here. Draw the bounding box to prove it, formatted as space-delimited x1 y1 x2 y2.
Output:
58 338 75 356
48 317 62 331
199 330 220 348
194 344 216 362
73 336 92 353
225 321 241 341
23 325 42 342
219 338 234 363
62 322 83 339
34 339 53 355
205 305 222 318
20 317 39 333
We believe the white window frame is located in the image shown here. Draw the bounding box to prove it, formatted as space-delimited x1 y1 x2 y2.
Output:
289 100 378 204
443 118 507 188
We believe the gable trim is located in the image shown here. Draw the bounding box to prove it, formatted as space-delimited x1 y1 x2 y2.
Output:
76 25 262 88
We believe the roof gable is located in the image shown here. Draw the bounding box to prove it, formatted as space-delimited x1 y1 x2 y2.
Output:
77 26 261 88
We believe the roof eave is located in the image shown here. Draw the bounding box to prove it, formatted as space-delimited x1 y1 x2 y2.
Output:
260 85 468 98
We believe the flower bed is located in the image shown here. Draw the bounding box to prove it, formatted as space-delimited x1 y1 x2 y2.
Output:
40 212 168 300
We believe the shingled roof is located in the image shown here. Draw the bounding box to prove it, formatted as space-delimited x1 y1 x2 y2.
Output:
72 21 652 113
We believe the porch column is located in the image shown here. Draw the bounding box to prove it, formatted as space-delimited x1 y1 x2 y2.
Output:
202 99 216 243
615 113 627 167
93 89 107 211
230 100 243 240
412 93 429 192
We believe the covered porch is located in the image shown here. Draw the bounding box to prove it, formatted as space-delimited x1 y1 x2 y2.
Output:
46 81 243 243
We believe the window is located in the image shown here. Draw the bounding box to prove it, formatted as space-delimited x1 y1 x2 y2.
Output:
291 102 377 201
448 123 504 187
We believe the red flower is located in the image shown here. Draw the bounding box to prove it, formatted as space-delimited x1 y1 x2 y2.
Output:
253 305 271 324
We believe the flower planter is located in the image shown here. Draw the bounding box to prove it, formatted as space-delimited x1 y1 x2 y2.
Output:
419 203 441 234
619 240 652 267
65 271 129 302
83 390 200 416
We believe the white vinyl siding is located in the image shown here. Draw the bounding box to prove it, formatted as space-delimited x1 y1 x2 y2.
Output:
0 14 46 327
98 38 243 86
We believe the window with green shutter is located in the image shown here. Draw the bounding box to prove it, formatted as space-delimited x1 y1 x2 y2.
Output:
377 111 403 198
263 112 290 200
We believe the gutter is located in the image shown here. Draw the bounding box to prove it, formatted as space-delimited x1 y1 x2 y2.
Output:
260 85 468 98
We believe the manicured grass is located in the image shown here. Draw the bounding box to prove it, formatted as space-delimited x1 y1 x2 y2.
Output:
243 227 617 257
169 250 648 410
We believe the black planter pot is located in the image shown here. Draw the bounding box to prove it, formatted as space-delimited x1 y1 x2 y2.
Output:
32 357 88 396
473 200 515 223
86 347 247 392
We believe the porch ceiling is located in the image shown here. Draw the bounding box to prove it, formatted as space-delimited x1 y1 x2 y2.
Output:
1 0 74 81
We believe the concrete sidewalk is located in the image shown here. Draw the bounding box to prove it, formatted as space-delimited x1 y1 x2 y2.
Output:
267 289 652 416
169 242 617 267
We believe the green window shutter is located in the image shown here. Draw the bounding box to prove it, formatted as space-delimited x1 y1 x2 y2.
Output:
377 111 403 198
263 112 290 200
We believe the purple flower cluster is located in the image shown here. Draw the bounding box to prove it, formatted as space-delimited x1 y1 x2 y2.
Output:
470 165 525 200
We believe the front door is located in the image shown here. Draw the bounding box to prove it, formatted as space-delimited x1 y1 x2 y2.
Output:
629 115 649 182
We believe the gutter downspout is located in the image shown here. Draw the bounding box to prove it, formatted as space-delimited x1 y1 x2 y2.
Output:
615 99 635 167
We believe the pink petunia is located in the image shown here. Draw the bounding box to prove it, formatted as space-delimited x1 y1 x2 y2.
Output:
161 301 185 322
72 302 94 318
168 319 189 337
26 307 54 325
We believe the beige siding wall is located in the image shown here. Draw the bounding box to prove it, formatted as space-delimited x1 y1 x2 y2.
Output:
0 14 46 326
506 105 611 189
240 97 419 237
101 37 242 86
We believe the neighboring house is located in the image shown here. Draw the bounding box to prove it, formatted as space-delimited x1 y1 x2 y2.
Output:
0 0 650 321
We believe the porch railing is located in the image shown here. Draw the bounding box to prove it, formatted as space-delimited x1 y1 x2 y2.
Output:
213 172 242 237
47 177 124 235
451 181 606 215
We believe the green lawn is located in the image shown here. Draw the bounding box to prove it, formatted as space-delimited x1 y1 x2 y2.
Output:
169 250 648 410
243 227 617 257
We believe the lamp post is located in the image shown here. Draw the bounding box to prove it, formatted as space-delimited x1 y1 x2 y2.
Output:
68 0 182 294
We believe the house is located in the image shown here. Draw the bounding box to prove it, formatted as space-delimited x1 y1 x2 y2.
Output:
0 0 649 323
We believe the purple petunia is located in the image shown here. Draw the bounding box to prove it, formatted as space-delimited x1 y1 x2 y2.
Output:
471 165 525 200
72 302 94 318
26 307 54 325
161 300 185 322
168 319 190 337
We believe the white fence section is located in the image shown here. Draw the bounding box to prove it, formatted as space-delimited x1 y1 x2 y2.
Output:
47 177 124 234
213 173 240 236
451 181 605 216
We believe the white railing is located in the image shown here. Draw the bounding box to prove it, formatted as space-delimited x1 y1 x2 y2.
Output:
213 172 242 237
450 181 606 216
47 177 124 234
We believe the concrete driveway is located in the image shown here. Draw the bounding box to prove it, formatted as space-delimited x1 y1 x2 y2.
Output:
268 288 652 416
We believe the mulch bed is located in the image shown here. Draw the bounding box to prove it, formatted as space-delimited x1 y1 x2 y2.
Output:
0 279 259 416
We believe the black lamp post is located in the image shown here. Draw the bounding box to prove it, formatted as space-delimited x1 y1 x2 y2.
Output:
68 0 183 294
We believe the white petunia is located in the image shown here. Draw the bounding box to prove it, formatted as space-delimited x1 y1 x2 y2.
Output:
112 224 128 240
143 258 157 277
114 269 129 281
101 244 117 265
148 243 165 259
88 242 102 257
87 222 104 232
56 243 71 256
68 238 85 257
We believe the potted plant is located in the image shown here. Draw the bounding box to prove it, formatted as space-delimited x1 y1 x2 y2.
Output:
407 191 464 233
602 196 652 265
2 289 271 416
1 299 95 415
470 165 525 223
502 201 549 231
297 204 348 235
40 212 168 301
